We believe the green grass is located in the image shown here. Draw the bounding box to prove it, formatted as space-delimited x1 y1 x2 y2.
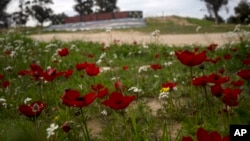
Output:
1 31 250 140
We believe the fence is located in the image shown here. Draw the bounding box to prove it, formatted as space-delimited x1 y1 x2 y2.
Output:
64 11 143 23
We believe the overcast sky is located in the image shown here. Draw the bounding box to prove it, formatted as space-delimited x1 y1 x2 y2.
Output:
7 0 243 26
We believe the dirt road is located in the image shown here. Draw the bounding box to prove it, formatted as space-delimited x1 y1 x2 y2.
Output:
30 31 237 46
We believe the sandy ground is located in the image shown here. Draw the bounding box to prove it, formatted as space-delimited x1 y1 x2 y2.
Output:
30 31 237 46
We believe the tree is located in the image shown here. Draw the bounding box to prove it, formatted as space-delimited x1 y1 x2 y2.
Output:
26 0 53 27
234 0 250 24
74 0 94 22
0 0 12 28
95 0 119 13
201 0 228 24
50 13 67 25
203 14 225 23
12 0 29 27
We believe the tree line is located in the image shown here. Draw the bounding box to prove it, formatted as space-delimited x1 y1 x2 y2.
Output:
202 0 250 25
0 0 118 28
0 0 250 28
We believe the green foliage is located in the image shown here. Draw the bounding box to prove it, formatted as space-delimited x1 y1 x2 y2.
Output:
0 0 11 28
95 0 119 13
227 0 250 24
26 0 54 26
74 0 94 22
186 17 213 26
201 0 228 24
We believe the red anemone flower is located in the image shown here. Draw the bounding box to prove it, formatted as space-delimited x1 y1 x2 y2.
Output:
2 81 10 88
43 68 65 81
18 69 34 77
76 62 88 71
175 50 207 66
150 64 162 70
122 66 129 70
223 54 231 60
18 64 66 82
207 43 218 51
4 50 11 56
162 82 177 90
30 63 43 72
114 81 126 91
58 48 69 57
197 128 229 141
218 68 225 74
182 128 229 141
85 63 100 76
207 73 230 84
87 54 94 58
242 54 250 65
61 122 71 133
154 53 160 58
102 91 135 110
0 74 4 80
61 89 96 108
19 101 46 117
243 58 250 65
206 57 221 64
231 80 244 87
64 69 74 78
91 84 109 98
30 63 44 80
18 63 44 81
211 84 223 97
237 69 250 80
182 136 193 141
192 76 208 86
222 87 241 107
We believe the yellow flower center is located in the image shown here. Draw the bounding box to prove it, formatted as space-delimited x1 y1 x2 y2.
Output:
160 87 170 93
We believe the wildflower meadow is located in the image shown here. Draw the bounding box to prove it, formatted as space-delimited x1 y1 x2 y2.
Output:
1 29 250 141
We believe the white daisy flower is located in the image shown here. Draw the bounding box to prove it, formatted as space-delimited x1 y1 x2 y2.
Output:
46 123 59 139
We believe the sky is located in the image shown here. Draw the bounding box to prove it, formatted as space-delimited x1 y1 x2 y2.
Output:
7 0 243 26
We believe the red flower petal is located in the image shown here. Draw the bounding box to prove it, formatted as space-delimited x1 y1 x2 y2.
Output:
211 84 223 97
197 128 210 141
237 69 250 80
182 136 193 141
209 131 222 141
61 89 96 107
19 101 46 117
150 64 162 70
0 74 4 80
64 69 74 78
207 73 230 84
76 62 88 71
222 87 241 107
192 76 208 86
102 92 135 110
175 50 206 66
97 88 109 98
85 63 100 76
162 82 177 90
58 48 69 57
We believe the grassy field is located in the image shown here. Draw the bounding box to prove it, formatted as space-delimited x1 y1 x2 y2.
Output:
0 19 250 141
133 16 250 34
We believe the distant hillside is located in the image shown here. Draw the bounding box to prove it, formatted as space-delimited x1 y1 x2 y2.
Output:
133 15 250 34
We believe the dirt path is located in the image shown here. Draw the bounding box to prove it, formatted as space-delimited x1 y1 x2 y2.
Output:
30 31 237 46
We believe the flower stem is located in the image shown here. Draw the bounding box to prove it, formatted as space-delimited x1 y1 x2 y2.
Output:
203 85 211 113
80 108 90 141
120 110 129 141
